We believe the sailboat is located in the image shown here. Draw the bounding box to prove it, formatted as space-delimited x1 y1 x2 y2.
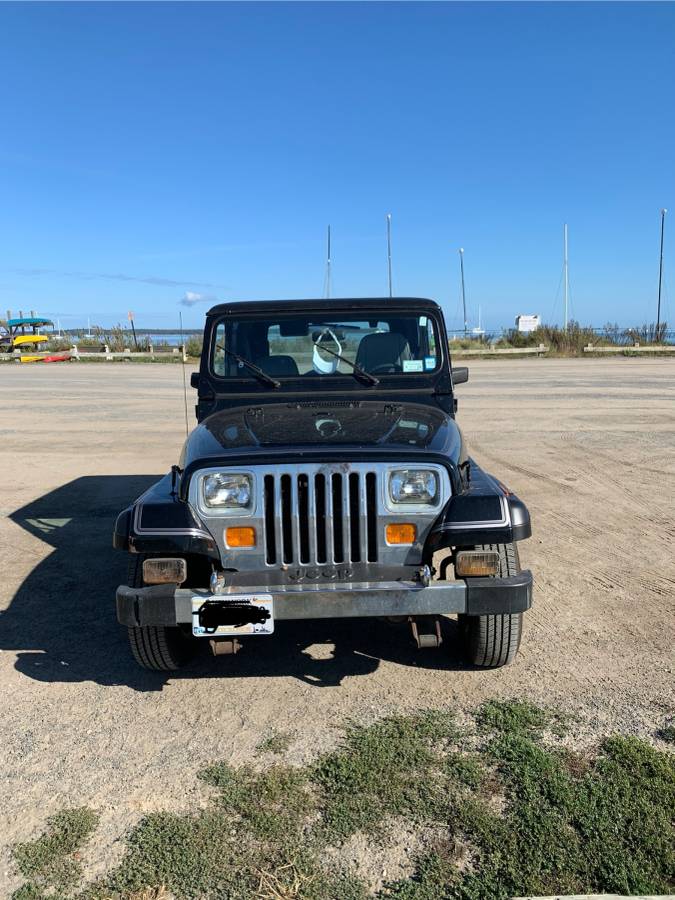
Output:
471 306 485 337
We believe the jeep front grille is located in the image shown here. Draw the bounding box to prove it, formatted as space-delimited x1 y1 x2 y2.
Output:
263 467 378 566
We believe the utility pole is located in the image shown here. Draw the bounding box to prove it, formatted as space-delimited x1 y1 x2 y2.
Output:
325 225 332 300
563 223 569 332
459 248 468 337
657 208 667 337
386 213 393 297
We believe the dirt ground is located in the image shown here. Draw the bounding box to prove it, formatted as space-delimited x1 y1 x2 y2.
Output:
1 358 674 893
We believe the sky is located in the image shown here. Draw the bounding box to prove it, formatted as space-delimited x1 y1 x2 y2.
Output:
0 1 673 333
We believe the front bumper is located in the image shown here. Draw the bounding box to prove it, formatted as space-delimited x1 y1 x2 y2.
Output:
116 571 533 627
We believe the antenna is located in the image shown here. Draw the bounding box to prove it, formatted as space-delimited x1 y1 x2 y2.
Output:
459 248 468 337
657 208 667 336
325 225 332 299
386 213 393 297
563 223 569 332
179 311 189 437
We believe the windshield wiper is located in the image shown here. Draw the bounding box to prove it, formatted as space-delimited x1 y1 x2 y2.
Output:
217 345 280 388
312 341 380 386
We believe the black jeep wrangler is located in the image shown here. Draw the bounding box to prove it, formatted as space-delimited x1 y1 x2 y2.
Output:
114 298 532 670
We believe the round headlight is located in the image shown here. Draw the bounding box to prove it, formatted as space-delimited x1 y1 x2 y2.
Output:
203 473 252 508
389 469 439 504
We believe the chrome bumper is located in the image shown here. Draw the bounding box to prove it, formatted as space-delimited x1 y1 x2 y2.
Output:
116 572 532 627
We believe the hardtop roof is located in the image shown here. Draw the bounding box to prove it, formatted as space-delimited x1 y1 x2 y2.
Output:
206 297 442 316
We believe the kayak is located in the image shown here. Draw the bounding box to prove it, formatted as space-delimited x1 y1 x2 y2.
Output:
43 353 71 363
7 317 53 328
13 335 49 347
18 355 45 363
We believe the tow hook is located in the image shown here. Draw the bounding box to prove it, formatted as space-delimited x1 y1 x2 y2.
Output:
209 569 226 594
409 616 443 649
415 564 432 587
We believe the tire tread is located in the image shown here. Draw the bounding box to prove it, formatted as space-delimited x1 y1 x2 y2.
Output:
460 542 524 668
125 554 195 671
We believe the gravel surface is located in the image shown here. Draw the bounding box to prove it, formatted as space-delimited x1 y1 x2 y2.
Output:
1 358 674 893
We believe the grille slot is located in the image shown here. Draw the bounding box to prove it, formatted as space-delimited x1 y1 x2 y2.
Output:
263 467 378 566
280 474 293 563
349 473 360 562
366 472 378 562
264 474 276 564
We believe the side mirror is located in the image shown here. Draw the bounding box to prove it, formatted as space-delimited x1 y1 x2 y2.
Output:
452 366 469 385
190 372 200 389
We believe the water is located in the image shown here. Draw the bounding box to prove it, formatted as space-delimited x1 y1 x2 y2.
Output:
136 332 201 346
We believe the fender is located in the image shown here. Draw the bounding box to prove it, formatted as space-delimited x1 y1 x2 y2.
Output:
113 472 220 559
427 458 531 549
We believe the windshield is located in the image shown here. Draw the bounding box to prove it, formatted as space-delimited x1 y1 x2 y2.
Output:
211 312 440 381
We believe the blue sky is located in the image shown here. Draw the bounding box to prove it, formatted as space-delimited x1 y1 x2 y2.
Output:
0 1 673 332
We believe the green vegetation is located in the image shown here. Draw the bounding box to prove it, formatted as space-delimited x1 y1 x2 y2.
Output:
184 335 203 359
314 710 458 841
450 319 671 356
12 808 98 900
256 729 294 755
11 702 675 900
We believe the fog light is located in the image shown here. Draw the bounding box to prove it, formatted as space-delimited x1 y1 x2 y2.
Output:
142 557 187 584
225 526 256 547
455 550 500 577
386 523 417 544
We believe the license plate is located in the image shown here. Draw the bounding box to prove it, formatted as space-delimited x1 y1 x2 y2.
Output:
192 594 274 637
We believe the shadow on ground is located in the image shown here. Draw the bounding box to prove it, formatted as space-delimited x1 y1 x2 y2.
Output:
3 476 466 692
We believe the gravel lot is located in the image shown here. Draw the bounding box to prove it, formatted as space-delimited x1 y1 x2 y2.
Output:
1 358 674 891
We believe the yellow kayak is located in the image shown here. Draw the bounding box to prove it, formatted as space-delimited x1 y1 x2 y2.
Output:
13 334 49 347
18 355 47 363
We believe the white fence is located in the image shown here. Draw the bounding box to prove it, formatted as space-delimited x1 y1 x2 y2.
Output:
0 344 188 362
451 343 549 356
71 344 188 361
583 343 675 353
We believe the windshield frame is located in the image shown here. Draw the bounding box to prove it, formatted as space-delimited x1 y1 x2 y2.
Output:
206 309 448 392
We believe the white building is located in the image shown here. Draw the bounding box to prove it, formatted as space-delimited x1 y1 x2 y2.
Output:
515 314 541 333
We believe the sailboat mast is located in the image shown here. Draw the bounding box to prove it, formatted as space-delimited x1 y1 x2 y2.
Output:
459 248 467 337
563 224 569 332
387 213 394 297
325 225 332 300
386 213 393 297
657 208 667 335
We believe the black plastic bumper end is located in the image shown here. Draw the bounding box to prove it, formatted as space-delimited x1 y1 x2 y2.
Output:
465 570 532 615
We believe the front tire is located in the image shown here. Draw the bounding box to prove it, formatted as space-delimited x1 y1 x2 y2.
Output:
126 556 197 671
458 543 524 668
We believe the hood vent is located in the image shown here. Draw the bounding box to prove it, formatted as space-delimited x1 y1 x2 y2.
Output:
285 400 363 409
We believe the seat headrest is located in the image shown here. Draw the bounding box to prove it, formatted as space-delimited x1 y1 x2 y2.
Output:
355 332 411 372
254 355 300 377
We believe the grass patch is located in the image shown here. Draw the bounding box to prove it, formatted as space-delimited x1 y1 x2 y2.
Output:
388 704 675 899
256 730 294 756
313 709 457 841
475 697 569 738
11 702 675 899
12 808 98 899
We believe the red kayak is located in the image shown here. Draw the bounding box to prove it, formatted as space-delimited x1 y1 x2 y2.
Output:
43 353 71 363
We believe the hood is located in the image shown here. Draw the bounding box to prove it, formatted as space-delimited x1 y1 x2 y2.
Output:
181 399 463 467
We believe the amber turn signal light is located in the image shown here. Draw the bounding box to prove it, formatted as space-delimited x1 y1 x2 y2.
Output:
142 557 187 584
386 523 417 544
225 526 256 548
455 550 500 577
